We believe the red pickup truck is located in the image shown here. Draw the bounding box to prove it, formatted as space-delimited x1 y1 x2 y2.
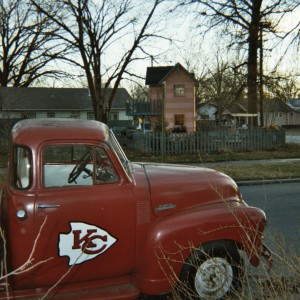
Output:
0 118 271 300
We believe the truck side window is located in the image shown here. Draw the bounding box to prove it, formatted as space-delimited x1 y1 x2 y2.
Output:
13 146 32 189
95 147 118 184
42 145 118 187
43 145 93 187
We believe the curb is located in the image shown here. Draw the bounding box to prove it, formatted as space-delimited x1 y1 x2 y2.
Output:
237 177 300 186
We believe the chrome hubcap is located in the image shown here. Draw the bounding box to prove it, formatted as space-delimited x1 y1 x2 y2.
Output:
194 257 233 299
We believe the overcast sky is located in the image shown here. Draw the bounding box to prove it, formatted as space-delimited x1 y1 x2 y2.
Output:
49 2 300 89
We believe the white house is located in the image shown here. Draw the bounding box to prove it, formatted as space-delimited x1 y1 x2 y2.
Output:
197 99 300 128
0 87 133 124
197 102 217 122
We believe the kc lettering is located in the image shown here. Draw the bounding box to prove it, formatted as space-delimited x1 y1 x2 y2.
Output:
59 222 117 266
72 229 108 254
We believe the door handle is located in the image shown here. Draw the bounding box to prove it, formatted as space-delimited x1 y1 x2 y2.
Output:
37 204 60 209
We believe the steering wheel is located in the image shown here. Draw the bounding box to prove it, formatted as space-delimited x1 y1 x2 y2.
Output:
68 151 92 183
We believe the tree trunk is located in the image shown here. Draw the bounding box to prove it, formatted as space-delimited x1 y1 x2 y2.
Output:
247 0 262 127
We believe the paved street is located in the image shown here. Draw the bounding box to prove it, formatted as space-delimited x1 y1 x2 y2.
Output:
241 182 300 255
239 181 300 299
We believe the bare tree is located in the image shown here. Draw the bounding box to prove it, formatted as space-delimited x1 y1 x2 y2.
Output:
264 72 300 101
197 54 246 127
0 0 66 87
31 0 166 123
129 81 150 101
178 0 300 126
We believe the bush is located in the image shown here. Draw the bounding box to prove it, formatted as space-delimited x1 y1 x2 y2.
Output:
170 126 187 133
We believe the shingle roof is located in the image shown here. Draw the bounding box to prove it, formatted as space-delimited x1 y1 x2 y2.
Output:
145 63 196 85
0 87 132 110
288 98 300 110
145 66 174 85
228 102 247 114
264 98 291 112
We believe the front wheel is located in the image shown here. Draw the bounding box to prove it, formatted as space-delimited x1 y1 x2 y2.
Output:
178 240 243 300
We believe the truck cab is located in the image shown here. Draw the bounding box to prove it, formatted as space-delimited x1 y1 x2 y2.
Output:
0 118 271 300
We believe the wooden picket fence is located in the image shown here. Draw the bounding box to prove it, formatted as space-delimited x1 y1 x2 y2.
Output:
128 128 286 155
0 127 286 156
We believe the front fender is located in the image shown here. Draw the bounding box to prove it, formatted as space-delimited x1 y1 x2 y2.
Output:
135 201 266 295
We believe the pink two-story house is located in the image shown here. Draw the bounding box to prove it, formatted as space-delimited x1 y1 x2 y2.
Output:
145 63 197 132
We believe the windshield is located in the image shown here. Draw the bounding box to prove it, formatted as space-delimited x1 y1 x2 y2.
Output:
109 130 131 175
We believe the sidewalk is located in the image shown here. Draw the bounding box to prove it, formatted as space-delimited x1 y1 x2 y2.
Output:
188 158 300 186
194 158 300 168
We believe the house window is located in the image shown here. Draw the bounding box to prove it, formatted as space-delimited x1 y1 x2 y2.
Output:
87 112 94 120
109 112 119 121
174 84 185 97
174 114 185 126
70 112 80 119
47 112 55 118
21 113 36 119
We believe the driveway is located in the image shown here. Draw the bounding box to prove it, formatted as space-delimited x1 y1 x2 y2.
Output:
286 132 300 143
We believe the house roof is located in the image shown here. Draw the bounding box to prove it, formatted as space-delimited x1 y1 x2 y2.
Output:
197 98 297 114
145 62 197 85
197 101 248 115
264 98 292 112
287 98 300 111
227 102 247 114
0 87 132 111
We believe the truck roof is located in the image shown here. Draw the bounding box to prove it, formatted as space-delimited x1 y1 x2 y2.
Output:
11 118 109 146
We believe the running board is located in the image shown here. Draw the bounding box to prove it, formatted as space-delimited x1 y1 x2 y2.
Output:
0 282 140 300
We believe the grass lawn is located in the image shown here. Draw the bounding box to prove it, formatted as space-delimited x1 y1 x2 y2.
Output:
125 143 300 182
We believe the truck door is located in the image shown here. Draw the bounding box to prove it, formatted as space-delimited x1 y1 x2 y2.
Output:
34 143 136 287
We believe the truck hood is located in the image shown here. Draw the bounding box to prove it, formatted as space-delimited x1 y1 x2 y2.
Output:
141 163 242 216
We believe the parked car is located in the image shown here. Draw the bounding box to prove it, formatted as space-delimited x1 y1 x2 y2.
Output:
0 118 271 300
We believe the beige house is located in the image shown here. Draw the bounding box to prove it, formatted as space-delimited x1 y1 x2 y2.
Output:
146 63 197 132
263 98 300 128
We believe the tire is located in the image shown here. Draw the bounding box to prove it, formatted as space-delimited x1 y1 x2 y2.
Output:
178 240 243 300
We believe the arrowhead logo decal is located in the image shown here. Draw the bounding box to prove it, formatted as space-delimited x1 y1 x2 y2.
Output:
59 222 117 266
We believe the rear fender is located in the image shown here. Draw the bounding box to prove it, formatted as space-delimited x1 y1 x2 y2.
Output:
135 203 266 295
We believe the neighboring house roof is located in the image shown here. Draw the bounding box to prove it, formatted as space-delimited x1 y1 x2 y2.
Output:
198 98 299 115
197 101 247 115
264 98 292 113
145 62 197 85
226 102 247 114
287 98 300 111
197 101 217 109
0 87 132 111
